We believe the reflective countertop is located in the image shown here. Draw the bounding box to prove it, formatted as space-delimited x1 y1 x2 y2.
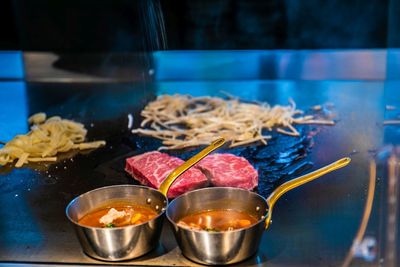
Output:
0 50 399 266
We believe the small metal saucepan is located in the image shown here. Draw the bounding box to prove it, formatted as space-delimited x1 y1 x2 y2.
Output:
65 185 166 261
166 157 351 265
65 138 226 261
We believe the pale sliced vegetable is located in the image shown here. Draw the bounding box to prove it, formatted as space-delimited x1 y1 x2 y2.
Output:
0 113 106 167
132 94 335 149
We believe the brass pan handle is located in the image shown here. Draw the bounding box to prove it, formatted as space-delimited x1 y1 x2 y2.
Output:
264 157 351 229
159 138 226 197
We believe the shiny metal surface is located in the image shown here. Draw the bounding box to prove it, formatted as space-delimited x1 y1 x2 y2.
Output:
0 78 386 266
21 50 400 83
0 50 398 266
166 187 268 265
66 185 167 261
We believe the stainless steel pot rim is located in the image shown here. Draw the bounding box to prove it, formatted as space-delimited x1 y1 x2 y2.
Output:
65 184 168 231
166 186 268 234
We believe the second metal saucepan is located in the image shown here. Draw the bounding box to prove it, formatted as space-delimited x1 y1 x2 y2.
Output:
166 157 351 265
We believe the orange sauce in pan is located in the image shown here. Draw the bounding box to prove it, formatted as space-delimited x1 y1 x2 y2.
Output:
78 203 157 228
177 209 258 232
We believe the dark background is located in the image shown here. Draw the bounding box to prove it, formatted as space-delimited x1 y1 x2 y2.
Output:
0 0 398 51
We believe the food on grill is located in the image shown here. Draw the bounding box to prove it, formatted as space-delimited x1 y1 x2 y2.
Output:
125 151 208 198
28 112 46 124
196 153 258 190
132 94 335 150
0 113 106 167
78 202 157 228
125 151 259 197
177 209 258 232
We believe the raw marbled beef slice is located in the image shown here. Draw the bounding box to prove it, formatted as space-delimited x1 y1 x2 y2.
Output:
197 153 258 190
125 151 208 198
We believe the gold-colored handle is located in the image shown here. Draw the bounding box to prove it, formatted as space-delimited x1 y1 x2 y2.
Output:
264 157 351 229
159 137 226 197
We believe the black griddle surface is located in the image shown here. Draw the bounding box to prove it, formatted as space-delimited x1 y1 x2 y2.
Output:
0 76 396 266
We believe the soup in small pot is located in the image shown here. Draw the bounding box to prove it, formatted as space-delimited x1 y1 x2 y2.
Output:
66 185 167 261
177 209 258 232
78 201 157 228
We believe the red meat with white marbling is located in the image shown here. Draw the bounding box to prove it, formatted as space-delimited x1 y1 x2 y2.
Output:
196 153 258 190
125 151 208 198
